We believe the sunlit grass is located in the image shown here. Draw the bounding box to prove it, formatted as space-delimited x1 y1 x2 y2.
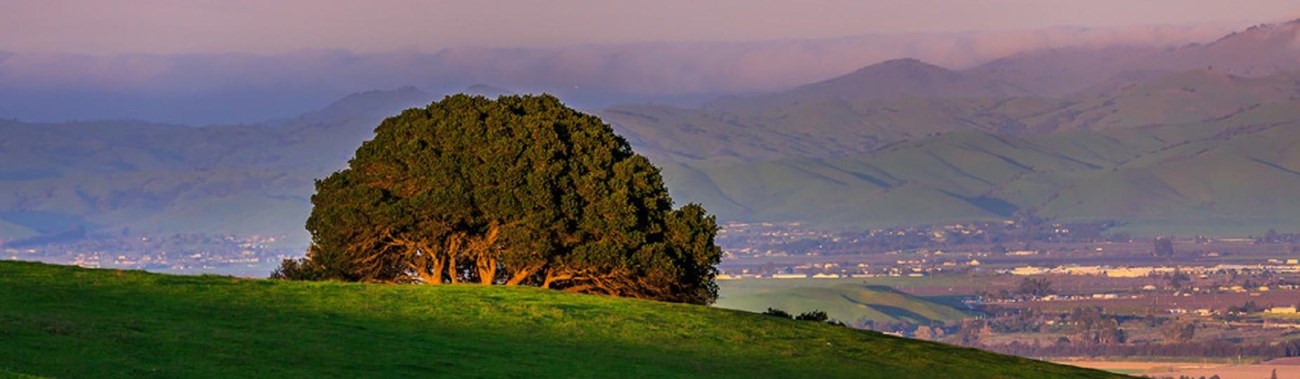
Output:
0 261 1120 378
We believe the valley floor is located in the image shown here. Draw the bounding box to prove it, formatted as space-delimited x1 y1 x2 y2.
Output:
1059 358 1300 379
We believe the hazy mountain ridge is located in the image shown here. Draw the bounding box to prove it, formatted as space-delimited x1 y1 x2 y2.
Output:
670 121 1300 235
4 21 1300 248
973 19 1300 96
604 20 1300 163
0 88 445 246
600 59 1056 165
599 20 1300 235
710 58 1032 110
0 23 1239 124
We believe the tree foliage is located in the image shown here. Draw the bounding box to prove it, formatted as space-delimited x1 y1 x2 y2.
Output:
1016 277 1054 297
1153 237 1175 257
794 310 829 322
1162 320 1196 342
762 308 793 318
275 94 722 304
760 308 844 327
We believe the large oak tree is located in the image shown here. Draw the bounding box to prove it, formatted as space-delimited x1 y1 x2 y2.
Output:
275 94 722 304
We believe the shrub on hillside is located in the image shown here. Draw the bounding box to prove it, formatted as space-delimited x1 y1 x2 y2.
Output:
270 257 326 281
795 310 829 322
763 307 793 318
763 307 845 327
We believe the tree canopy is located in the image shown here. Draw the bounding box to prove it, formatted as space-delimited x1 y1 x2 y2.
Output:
275 94 722 304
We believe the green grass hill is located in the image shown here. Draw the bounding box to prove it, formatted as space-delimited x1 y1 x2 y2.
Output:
0 261 1118 378
645 118 1300 235
716 281 969 326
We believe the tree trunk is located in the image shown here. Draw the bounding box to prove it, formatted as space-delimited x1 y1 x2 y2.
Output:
506 265 538 286
542 270 582 290
470 224 500 285
542 270 567 288
445 234 465 284
477 257 497 285
428 252 445 284
447 255 459 284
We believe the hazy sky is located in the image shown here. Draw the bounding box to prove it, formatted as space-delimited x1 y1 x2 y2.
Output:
4 0 1299 54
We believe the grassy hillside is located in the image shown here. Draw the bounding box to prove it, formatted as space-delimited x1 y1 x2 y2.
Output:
716 281 970 326
7 60 1300 247
0 261 1117 378
1020 70 1300 131
654 118 1300 234
595 59 1300 235
0 88 436 246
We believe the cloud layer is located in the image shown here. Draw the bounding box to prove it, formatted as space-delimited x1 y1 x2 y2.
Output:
3 0 1298 54
0 22 1272 124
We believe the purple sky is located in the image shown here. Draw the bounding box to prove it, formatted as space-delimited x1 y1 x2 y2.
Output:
4 0 1299 54
2 0 1299 124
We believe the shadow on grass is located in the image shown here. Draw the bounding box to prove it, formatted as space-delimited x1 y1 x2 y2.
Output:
866 304 937 325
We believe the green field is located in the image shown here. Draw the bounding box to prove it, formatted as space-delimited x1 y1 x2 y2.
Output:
716 279 971 325
0 261 1119 378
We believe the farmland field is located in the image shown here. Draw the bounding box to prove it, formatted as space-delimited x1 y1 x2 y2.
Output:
1060 358 1300 379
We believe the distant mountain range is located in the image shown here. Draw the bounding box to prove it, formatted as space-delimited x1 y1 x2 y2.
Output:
0 87 437 246
2 20 1300 248
0 23 1239 125
599 20 1300 235
976 19 1300 96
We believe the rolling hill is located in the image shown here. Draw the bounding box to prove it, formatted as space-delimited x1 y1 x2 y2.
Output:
594 20 1300 235
4 21 1300 252
0 261 1117 378
0 87 440 247
651 120 1300 235
600 58 1050 164
601 20 1300 165
708 58 1031 110
716 281 970 326
972 19 1300 96
1019 69 1300 131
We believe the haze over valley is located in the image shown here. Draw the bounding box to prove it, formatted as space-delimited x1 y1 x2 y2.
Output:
5 19 1300 262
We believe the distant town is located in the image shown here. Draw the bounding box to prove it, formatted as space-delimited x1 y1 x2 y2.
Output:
715 220 1299 279
9 219 1300 359
2 233 297 277
710 220 1300 367
6 217 1299 284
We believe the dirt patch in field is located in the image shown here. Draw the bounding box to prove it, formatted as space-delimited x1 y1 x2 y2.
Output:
1058 360 1300 378
1161 364 1300 379
1264 357 1300 365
